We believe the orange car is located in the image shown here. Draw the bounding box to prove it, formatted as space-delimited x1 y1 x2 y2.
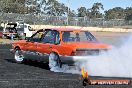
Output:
11 28 110 68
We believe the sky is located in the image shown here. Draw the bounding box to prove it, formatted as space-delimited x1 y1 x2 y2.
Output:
58 0 132 12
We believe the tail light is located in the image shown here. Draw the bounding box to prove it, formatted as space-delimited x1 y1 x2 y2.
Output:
71 51 86 56
71 51 92 56
71 51 76 56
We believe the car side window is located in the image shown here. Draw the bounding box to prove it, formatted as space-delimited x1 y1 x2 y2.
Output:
29 32 43 42
42 30 60 44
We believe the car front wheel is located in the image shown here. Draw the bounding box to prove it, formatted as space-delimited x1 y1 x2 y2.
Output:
14 49 24 63
49 53 62 70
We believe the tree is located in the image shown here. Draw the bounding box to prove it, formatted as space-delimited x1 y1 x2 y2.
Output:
48 1 67 16
91 2 104 18
0 0 28 13
77 2 104 18
26 0 41 14
68 10 76 17
86 9 91 18
77 7 87 17
125 7 132 20
31 0 68 16
105 7 125 20
0 0 72 16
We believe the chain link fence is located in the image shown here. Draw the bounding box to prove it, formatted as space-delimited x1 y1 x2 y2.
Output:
0 13 132 28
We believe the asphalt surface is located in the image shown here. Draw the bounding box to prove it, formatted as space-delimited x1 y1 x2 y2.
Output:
0 44 131 88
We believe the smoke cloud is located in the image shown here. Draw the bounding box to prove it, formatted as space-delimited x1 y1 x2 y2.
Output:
50 35 132 78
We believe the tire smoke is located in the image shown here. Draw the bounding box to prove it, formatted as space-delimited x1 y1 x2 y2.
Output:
81 35 132 77
50 35 132 78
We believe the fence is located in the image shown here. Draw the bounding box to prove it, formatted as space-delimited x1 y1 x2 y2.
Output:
0 13 132 28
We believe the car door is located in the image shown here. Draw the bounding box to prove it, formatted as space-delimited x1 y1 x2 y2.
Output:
37 29 60 62
23 30 43 60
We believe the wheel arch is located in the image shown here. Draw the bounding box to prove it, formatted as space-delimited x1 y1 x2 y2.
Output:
49 50 62 68
15 46 21 50
51 49 60 56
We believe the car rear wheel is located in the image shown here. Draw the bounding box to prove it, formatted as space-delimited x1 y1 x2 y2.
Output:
49 53 62 70
14 49 24 63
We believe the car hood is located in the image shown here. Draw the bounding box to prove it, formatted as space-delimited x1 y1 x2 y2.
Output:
65 41 110 50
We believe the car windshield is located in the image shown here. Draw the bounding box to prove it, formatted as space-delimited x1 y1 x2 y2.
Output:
62 31 97 42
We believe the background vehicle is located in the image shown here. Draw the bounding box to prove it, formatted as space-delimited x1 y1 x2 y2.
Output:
2 22 35 39
11 28 110 69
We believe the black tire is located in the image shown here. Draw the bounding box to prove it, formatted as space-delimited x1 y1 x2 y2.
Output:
49 53 62 69
82 78 88 86
14 48 25 64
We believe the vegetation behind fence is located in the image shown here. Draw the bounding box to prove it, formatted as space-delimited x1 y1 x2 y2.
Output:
0 13 132 28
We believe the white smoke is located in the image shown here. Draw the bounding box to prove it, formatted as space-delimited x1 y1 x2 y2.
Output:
50 64 80 74
82 35 132 78
50 34 132 78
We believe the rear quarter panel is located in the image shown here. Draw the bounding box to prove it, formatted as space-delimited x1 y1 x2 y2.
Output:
51 43 76 56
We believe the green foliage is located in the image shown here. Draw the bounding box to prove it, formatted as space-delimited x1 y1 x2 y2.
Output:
91 2 104 18
77 2 104 18
105 7 132 20
105 7 125 20
125 7 132 20
34 0 69 16
77 7 87 17
0 0 27 13
0 0 131 20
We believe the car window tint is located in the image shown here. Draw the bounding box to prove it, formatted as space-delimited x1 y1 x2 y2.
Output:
42 30 60 44
33 32 43 38
42 30 55 44
62 31 97 42
30 32 43 42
